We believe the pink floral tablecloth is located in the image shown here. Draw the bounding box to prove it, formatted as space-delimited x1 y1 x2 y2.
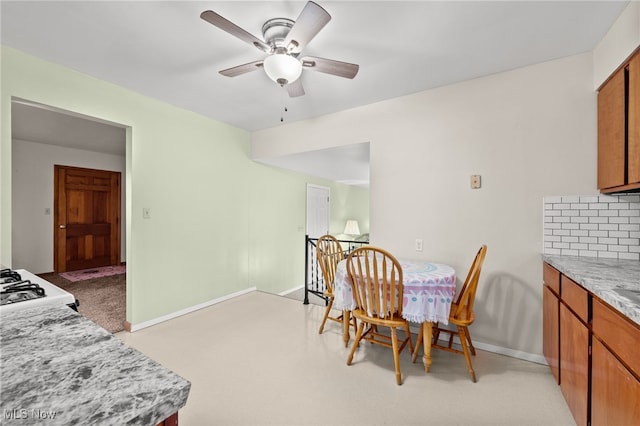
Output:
333 258 457 324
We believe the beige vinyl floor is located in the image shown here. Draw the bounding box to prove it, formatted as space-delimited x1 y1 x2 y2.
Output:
117 291 575 426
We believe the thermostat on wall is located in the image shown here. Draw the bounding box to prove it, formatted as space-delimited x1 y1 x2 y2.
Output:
470 175 481 189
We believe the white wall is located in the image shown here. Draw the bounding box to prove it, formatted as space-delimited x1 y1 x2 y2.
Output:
12 139 126 273
593 1 640 88
252 52 598 358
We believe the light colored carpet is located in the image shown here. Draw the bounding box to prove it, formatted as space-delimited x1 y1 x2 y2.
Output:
117 291 575 426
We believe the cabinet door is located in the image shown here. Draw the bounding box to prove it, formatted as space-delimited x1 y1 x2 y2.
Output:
591 338 640 425
598 67 626 189
543 286 560 384
560 304 589 426
629 52 640 185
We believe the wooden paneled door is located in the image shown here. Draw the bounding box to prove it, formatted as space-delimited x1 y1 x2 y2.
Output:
54 165 121 273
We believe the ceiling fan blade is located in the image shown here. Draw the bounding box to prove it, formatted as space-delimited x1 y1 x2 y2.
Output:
301 56 359 79
201 10 271 53
286 79 305 98
284 1 331 54
219 60 264 77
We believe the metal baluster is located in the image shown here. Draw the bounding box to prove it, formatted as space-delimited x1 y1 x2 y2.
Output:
304 235 310 304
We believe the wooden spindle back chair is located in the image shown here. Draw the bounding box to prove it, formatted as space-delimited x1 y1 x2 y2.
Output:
416 245 487 382
345 246 414 385
317 235 356 334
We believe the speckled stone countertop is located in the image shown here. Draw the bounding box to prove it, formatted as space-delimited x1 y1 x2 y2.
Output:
0 304 190 425
543 254 640 326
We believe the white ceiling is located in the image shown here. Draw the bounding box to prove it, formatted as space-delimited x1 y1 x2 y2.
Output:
2 1 629 185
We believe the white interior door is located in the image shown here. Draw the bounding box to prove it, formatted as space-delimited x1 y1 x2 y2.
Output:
306 184 330 238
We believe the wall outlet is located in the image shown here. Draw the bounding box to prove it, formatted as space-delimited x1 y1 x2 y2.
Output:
415 238 423 252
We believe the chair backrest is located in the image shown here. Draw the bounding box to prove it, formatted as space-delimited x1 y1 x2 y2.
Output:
316 235 345 293
346 246 404 321
452 245 488 321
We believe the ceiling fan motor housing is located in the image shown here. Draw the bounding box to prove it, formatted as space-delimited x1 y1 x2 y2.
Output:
262 18 295 52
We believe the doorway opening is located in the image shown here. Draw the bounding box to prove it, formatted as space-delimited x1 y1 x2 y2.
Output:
11 98 128 332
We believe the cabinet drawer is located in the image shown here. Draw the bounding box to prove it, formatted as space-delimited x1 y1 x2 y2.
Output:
592 297 640 378
561 276 588 323
543 262 560 295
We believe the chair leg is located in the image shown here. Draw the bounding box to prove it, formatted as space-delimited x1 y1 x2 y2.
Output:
463 326 476 356
457 326 477 382
404 323 414 354
391 327 402 385
432 322 441 343
318 296 334 334
411 323 423 363
347 322 366 366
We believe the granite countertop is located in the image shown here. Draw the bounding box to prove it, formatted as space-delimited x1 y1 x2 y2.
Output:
543 254 640 326
0 304 190 425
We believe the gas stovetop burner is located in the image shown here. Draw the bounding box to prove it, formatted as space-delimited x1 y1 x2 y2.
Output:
0 269 46 305
0 268 22 284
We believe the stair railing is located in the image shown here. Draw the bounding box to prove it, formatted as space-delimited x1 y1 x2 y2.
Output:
304 234 369 305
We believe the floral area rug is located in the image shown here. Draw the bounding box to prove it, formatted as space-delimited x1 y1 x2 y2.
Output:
59 265 126 282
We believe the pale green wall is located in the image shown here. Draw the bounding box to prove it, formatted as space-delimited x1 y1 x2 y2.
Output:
248 163 369 294
1 46 369 324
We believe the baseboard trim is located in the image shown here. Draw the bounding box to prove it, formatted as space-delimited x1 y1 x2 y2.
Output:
472 340 547 365
407 324 547 365
278 285 304 296
128 287 257 332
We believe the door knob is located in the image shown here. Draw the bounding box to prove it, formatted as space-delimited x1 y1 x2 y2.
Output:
59 225 66 229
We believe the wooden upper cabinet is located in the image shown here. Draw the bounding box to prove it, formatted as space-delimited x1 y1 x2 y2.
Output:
598 47 640 193
597 66 625 190
629 52 640 185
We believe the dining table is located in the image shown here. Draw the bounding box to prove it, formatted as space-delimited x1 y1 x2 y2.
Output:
332 256 457 373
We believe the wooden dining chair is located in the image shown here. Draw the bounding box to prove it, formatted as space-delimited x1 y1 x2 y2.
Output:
317 234 356 334
413 245 487 382
345 246 414 385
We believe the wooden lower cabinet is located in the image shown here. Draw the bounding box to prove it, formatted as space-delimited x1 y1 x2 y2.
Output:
542 285 559 384
591 338 640 425
592 297 640 425
559 303 589 426
543 262 640 426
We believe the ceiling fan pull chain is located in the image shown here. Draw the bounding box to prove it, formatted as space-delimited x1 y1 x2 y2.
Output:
280 86 288 123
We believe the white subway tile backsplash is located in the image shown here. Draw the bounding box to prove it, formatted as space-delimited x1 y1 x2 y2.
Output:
589 203 609 210
543 194 640 261
579 196 600 203
619 252 640 260
562 196 581 203
589 230 608 237
599 251 618 259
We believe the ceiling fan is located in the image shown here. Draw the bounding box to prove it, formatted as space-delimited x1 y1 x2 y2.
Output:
200 1 359 98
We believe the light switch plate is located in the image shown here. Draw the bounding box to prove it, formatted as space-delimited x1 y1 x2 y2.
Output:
470 175 481 189
142 208 151 219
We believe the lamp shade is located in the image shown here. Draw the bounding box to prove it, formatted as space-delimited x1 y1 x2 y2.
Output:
343 220 360 236
263 54 302 85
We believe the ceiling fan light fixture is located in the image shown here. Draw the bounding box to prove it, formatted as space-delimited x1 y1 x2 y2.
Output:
263 54 302 86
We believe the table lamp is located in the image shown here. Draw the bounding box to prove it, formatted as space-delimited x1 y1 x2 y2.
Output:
343 220 360 236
